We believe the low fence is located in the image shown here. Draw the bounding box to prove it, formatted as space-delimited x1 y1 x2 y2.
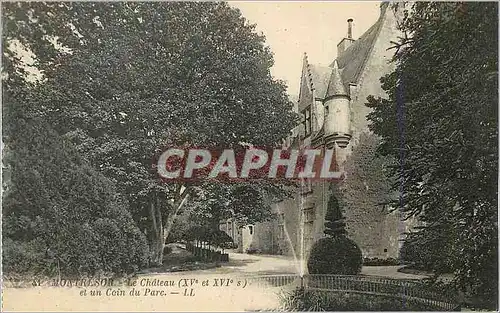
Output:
246 274 461 311
185 242 229 262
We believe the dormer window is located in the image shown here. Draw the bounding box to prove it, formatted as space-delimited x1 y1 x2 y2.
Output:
302 106 312 137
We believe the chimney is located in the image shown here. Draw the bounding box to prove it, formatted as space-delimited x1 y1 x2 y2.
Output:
337 18 356 56
347 18 353 39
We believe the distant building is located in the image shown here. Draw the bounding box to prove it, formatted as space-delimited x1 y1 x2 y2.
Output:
239 3 415 263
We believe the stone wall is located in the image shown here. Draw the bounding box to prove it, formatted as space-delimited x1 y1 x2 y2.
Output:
247 194 302 257
337 5 405 259
274 196 301 257
349 4 401 145
339 133 398 258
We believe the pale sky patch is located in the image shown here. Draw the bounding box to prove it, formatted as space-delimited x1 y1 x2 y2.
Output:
9 2 382 97
230 1 381 97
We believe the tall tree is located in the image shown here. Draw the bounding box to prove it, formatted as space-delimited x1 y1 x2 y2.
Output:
2 2 298 265
366 2 497 308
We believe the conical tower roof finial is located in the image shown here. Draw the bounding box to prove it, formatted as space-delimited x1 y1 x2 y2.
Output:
325 60 347 98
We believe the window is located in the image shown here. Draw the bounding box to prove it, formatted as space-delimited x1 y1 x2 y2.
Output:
249 225 254 235
304 221 315 251
278 214 285 239
304 208 315 222
301 106 312 137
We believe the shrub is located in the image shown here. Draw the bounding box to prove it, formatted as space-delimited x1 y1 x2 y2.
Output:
2 238 47 275
307 190 363 275
209 230 234 249
2 118 149 277
307 236 362 275
363 257 401 266
163 246 173 255
246 245 260 254
400 231 453 273
280 289 443 311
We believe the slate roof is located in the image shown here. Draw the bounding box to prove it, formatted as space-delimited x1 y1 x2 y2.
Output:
301 3 388 102
325 60 348 98
331 13 385 90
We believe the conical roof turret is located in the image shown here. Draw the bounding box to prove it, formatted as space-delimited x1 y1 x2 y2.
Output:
325 60 348 98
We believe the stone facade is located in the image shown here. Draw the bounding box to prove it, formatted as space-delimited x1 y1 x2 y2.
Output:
240 3 414 263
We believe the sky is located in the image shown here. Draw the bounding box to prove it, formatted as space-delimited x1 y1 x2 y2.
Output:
12 1 382 97
229 1 382 97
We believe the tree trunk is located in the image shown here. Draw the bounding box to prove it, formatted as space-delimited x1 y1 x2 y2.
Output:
147 185 191 267
209 214 220 250
149 198 163 266
163 185 190 245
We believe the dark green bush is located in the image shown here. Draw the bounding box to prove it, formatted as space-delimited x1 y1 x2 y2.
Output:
307 236 362 275
210 230 234 249
400 232 453 273
2 118 149 277
2 238 47 275
307 189 363 275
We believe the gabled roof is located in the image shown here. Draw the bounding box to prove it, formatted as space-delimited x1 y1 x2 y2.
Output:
307 64 331 99
331 7 387 89
301 4 390 102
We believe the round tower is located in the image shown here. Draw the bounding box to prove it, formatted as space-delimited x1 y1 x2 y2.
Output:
323 60 352 149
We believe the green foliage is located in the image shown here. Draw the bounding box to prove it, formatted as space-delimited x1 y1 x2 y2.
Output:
188 182 284 229
400 227 454 273
2 116 149 277
309 185 362 275
307 237 362 275
184 226 211 242
2 238 47 275
280 289 442 311
366 2 497 308
182 225 233 249
2 2 298 267
323 193 347 237
209 230 234 249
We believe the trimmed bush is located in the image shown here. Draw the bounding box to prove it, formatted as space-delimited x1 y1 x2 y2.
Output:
307 190 363 275
307 236 363 275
